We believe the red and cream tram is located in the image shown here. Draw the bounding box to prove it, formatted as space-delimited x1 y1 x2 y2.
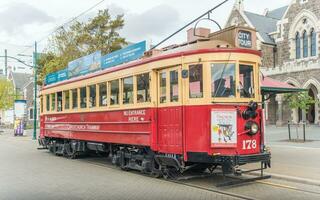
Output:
39 26 271 180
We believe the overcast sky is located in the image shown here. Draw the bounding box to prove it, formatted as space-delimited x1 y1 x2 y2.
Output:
0 0 291 73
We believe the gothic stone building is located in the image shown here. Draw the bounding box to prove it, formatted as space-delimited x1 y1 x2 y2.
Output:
226 0 320 125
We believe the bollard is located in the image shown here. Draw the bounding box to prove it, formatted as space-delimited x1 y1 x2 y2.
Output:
303 121 306 142
296 123 299 140
287 121 291 141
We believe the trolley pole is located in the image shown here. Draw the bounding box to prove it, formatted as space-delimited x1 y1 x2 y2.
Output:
33 41 37 140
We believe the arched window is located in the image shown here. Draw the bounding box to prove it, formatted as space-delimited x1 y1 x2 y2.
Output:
303 30 308 58
310 28 316 56
296 32 301 59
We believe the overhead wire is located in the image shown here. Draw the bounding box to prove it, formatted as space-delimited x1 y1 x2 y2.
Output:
17 0 106 55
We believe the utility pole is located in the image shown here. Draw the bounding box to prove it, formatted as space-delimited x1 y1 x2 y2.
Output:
33 41 37 140
4 49 7 77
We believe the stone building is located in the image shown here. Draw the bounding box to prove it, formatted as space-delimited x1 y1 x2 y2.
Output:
22 79 38 128
225 0 320 125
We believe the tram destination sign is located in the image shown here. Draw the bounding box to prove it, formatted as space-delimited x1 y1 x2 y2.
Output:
238 30 252 48
101 41 146 69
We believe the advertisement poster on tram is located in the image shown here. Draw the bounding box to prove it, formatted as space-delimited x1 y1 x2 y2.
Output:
101 41 146 69
45 72 58 85
57 69 68 82
211 110 237 147
68 50 101 78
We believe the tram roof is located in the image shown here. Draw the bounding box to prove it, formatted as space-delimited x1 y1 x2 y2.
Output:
42 47 261 90
261 77 305 94
42 26 261 91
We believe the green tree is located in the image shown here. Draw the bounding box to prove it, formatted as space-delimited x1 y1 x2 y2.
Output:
38 9 127 84
0 79 15 110
285 91 316 112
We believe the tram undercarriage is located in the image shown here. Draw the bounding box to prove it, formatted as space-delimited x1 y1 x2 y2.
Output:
39 137 271 186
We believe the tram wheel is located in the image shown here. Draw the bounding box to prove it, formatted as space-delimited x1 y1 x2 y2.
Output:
63 141 77 159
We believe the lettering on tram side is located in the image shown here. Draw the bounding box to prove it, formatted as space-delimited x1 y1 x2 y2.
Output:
45 124 100 131
123 109 146 122
45 116 67 122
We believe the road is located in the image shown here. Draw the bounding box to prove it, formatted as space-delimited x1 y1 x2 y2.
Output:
263 125 320 181
0 130 320 200
0 132 240 200
268 145 320 181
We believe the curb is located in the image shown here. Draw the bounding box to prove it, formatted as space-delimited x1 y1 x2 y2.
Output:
249 171 320 186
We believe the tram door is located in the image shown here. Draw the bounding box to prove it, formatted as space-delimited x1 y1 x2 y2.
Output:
156 66 183 154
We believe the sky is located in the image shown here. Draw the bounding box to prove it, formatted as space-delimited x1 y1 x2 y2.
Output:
0 0 291 74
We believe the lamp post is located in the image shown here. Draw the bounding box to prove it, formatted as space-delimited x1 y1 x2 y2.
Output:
1 42 38 140
33 42 37 140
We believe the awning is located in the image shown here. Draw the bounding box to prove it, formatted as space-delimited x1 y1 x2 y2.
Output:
261 77 305 95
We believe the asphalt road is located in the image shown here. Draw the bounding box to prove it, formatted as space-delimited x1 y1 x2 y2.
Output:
0 133 241 200
0 130 320 200
268 145 320 181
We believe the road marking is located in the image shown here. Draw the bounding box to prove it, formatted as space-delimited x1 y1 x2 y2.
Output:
257 180 298 190
257 180 320 195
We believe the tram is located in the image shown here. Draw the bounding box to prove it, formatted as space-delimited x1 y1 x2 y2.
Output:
39 26 271 181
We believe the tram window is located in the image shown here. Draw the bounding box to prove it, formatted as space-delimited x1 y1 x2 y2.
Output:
89 85 96 108
137 73 150 103
123 77 133 104
46 95 50 112
110 80 119 105
51 93 56 111
170 70 179 102
159 72 166 103
80 87 87 108
239 65 255 98
211 63 236 98
72 89 78 109
64 91 70 110
189 64 203 98
57 92 63 112
99 83 107 106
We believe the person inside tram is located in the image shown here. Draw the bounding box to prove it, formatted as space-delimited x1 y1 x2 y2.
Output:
137 94 144 103
110 97 115 105
213 77 235 97
214 78 227 97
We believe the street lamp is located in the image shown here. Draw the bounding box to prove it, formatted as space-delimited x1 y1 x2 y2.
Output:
33 42 38 140
1 42 38 140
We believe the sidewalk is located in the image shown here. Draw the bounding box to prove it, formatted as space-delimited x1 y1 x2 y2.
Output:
265 125 320 148
262 125 320 184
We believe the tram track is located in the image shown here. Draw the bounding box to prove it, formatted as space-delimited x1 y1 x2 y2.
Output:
69 157 256 200
256 180 320 196
68 156 320 200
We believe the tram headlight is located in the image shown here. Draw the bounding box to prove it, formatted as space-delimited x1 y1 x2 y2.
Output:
245 121 259 135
